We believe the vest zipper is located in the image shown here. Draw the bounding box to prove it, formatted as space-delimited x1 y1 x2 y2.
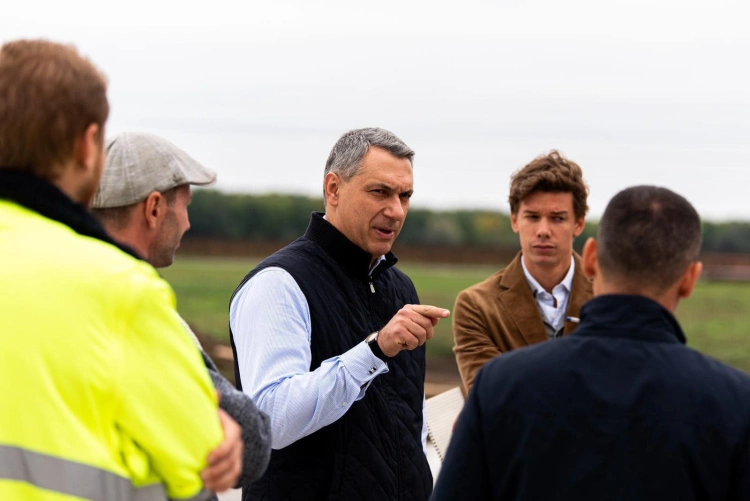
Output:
368 279 375 293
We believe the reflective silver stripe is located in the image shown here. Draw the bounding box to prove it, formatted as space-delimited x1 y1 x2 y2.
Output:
0 445 167 500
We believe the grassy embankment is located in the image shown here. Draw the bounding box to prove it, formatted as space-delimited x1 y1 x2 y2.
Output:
162 257 750 372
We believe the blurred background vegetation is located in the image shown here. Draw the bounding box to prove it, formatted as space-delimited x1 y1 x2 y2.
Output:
189 190 750 253
162 258 750 380
160 190 750 387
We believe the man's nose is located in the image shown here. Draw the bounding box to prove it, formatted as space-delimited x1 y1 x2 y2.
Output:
384 196 406 221
536 218 551 236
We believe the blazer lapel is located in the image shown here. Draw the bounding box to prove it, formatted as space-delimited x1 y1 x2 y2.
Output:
497 253 548 347
563 252 594 335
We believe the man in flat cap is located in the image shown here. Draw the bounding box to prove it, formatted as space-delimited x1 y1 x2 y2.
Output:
91 132 272 495
92 132 216 267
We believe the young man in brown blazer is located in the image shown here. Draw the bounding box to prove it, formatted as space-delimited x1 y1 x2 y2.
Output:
453 151 593 393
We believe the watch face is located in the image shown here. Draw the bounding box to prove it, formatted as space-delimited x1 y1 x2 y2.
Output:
366 331 378 343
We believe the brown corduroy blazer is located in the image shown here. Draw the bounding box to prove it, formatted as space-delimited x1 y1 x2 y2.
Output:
452 251 593 393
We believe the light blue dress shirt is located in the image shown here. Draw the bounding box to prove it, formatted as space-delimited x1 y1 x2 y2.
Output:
521 255 575 337
230 266 428 451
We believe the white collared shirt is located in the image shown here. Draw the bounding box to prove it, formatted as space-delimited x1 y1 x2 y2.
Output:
521 255 575 338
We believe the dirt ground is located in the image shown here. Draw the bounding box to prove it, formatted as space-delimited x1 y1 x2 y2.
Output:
424 355 463 397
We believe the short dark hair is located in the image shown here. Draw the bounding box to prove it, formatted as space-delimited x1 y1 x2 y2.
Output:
0 39 109 181
597 185 702 293
508 150 589 220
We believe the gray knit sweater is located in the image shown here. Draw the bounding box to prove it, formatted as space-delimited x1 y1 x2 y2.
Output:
179 317 271 500
201 351 272 497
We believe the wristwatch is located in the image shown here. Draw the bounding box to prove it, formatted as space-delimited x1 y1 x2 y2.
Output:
365 331 390 362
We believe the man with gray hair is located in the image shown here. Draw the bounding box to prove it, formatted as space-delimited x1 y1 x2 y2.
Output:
91 132 272 497
433 185 750 500
229 127 450 500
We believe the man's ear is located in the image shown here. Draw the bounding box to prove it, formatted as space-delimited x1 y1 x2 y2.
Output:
677 261 703 299
510 212 519 234
582 237 598 279
73 123 102 174
324 172 341 208
574 216 586 237
142 191 166 229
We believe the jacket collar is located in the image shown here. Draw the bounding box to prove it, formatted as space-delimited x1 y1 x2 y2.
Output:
496 252 546 345
576 294 687 344
303 212 398 279
0 170 143 261
497 251 593 345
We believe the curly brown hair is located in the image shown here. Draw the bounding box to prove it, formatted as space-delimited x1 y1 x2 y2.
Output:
508 150 589 220
0 39 109 181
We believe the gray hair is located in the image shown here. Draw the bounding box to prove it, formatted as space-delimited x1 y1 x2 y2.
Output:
324 127 415 182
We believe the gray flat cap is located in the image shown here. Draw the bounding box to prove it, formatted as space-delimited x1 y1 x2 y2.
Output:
91 132 217 208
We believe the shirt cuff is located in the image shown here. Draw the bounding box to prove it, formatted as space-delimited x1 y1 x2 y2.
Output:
340 341 389 390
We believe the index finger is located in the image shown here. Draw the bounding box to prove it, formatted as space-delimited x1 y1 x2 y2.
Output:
410 304 450 319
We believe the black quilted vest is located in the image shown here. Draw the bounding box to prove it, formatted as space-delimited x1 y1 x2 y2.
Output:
230 213 432 501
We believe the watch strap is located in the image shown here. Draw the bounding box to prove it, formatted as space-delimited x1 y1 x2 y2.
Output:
366 331 390 362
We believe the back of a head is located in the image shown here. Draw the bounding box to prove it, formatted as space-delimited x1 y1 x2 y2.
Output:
508 150 589 220
0 39 109 181
597 185 702 293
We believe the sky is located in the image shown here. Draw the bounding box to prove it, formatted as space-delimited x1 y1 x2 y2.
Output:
3 0 749 220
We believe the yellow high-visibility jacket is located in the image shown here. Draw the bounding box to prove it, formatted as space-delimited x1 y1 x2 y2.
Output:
0 197 223 501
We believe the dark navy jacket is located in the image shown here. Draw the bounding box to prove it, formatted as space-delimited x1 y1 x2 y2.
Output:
433 295 750 501
230 213 431 500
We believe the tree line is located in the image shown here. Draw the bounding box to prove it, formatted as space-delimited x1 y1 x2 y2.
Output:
188 190 750 254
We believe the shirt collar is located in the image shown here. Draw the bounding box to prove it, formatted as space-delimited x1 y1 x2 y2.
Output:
369 255 386 274
521 253 576 296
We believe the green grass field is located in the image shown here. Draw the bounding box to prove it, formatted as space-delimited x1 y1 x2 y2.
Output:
161 257 750 372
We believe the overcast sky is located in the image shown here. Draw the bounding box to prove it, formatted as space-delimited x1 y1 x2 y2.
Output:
3 0 749 219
